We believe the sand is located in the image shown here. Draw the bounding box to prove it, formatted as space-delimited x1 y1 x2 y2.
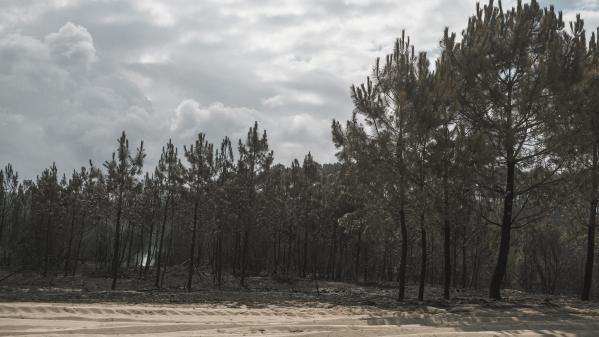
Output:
1 300 599 336
1 274 599 336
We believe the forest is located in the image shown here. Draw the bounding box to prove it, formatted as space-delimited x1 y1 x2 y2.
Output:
1 0 599 304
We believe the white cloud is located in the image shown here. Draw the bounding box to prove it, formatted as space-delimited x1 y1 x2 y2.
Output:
45 22 96 70
262 95 285 107
136 1 175 27
262 90 325 107
170 99 263 144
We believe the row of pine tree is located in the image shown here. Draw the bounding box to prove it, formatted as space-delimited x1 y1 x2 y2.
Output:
1 0 599 301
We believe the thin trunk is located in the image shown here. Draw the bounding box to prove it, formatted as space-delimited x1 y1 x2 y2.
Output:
398 205 408 301
43 213 52 277
418 141 427 301
72 214 86 276
418 213 426 301
240 229 249 287
489 160 515 300
187 195 200 292
452 231 458 288
125 222 134 268
217 229 223 287
355 227 362 282
461 243 467 289
111 187 124 290
63 209 77 276
144 205 156 276
233 230 240 276
489 91 515 301
154 195 169 288
272 225 279 275
137 216 144 278
161 226 174 289
443 218 451 299
0 196 6 250
442 123 451 300
582 141 598 301
302 228 308 278
397 116 408 300
328 221 337 280
196 229 202 267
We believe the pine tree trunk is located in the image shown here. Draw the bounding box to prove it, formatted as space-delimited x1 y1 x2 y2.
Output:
161 225 174 289
216 229 223 287
461 243 467 289
398 205 408 301
582 141 598 301
418 212 426 301
137 216 144 278
111 187 124 290
272 224 279 275
196 229 202 267
0 195 6 252
443 219 451 299
155 195 169 288
144 204 156 277
63 210 77 276
489 160 515 300
233 229 240 276
125 223 134 269
72 214 86 276
240 229 249 287
442 150 451 299
452 231 458 288
302 228 308 278
355 227 362 282
187 196 199 292
328 221 337 280
43 213 52 277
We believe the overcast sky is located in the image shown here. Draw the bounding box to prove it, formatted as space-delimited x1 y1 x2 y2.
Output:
1 0 598 179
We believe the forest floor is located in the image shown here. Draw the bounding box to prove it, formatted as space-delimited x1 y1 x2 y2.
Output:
1 270 599 336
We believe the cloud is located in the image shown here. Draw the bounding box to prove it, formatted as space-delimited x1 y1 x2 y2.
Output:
0 22 158 177
1 0 598 178
169 98 332 166
171 99 262 142
45 21 96 70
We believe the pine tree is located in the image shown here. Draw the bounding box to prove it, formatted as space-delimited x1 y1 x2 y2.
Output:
153 139 182 288
183 133 214 291
237 122 273 287
566 26 599 301
104 131 145 290
334 31 433 300
213 137 235 287
449 0 572 300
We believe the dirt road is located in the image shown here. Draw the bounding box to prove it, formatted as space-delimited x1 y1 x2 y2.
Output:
1 301 599 336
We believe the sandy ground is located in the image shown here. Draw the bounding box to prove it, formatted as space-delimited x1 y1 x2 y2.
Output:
2 274 599 336
2 300 599 336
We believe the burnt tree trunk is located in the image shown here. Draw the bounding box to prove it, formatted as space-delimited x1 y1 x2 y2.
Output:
186 196 200 292
418 211 426 301
154 195 169 288
489 160 515 300
63 209 77 276
72 213 86 276
355 226 362 282
398 204 408 301
43 213 52 277
111 187 124 290
582 141 598 301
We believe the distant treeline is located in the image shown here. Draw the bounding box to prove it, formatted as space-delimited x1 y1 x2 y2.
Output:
1 0 599 301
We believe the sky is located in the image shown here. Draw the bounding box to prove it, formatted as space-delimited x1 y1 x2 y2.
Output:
1 0 598 179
